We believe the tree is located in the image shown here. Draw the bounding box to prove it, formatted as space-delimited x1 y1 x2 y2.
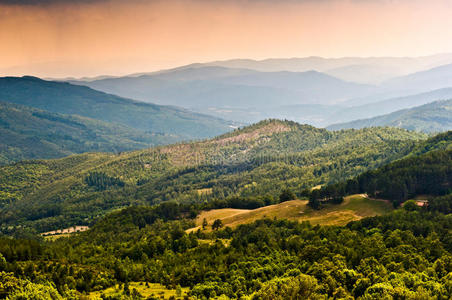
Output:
279 189 296 202
309 190 321 209
212 219 223 231
403 200 419 211
202 218 208 230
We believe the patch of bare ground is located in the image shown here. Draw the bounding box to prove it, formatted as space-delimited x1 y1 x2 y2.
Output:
41 225 89 236
213 123 292 146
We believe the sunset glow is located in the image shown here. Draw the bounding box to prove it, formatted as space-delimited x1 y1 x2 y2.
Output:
1 0 452 77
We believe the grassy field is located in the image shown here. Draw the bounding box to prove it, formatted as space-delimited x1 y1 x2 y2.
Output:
89 282 189 299
189 194 393 232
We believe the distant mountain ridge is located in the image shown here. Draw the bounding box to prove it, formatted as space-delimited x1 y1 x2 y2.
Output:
205 54 452 84
70 66 375 109
328 99 452 133
64 55 452 126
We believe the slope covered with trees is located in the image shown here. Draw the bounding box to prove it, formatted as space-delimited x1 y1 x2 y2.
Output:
0 120 426 233
0 76 234 142
310 131 452 208
0 102 177 165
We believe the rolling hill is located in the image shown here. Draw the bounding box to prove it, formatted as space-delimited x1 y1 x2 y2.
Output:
0 120 426 233
328 99 452 133
0 102 171 165
0 76 235 141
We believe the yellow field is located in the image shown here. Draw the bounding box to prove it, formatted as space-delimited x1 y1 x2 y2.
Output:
189 194 392 232
89 282 189 299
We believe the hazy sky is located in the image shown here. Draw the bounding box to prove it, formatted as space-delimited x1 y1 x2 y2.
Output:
1 0 452 77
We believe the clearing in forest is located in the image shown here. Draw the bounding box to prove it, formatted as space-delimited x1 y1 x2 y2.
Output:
188 194 393 232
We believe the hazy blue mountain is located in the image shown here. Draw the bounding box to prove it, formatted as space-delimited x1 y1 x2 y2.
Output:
0 102 176 164
203 54 452 84
327 99 452 133
0 76 235 140
71 66 375 110
326 88 452 124
382 63 452 95
65 57 452 127
245 88 452 128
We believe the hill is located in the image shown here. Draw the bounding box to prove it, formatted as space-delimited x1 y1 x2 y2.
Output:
0 120 425 233
0 76 234 141
0 102 179 165
327 99 452 133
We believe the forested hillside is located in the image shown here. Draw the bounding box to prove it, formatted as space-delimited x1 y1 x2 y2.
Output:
311 131 452 209
0 102 174 165
0 120 425 233
0 76 234 142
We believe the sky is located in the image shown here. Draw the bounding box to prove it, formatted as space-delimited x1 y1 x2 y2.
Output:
1 0 452 78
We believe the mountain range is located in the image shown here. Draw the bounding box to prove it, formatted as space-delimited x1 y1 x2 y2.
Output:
69 66 375 108
67 56 452 126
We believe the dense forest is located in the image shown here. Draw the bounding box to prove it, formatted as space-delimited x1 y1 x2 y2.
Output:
310 131 452 208
0 200 450 299
0 120 426 233
0 102 174 165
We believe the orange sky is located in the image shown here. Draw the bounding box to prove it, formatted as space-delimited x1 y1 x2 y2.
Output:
1 0 452 77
